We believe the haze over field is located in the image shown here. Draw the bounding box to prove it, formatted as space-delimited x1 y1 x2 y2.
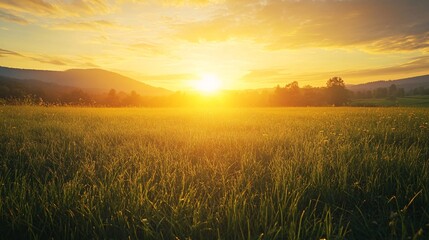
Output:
1 0 429 90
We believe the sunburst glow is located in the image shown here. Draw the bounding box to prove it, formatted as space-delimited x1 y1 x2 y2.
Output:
195 74 222 94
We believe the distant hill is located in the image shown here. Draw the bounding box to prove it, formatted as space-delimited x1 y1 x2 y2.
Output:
0 66 171 96
347 74 429 92
0 75 81 101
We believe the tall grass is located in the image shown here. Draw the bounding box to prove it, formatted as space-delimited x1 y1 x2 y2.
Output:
1 106 428 239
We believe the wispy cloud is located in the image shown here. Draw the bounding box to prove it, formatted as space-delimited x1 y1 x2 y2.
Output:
343 56 429 79
28 55 101 68
0 10 29 24
29 56 68 66
0 48 68 66
128 0 214 6
241 69 292 84
0 0 55 15
367 33 429 53
241 55 429 86
0 48 23 57
0 47 99 68
0 0 112 17
138 73 196 82
128 42 169 56
51 20 122 31
175 0 429 52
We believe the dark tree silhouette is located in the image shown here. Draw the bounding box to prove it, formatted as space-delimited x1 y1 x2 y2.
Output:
388 84 397 100
106 89 120 106
273 81 303 106
326 77 349 106
284 81 301 106
61 89 91 105
373 87 388 98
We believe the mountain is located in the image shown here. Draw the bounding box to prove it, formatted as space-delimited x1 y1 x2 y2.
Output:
0 66 171 96
0 75 81 101
347 74 429 92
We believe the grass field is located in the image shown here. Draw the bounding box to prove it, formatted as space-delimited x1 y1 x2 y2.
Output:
351 95 429 107
1 106 429 239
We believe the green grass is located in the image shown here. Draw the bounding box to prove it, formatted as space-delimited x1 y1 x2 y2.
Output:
351 95 429 107
1 106 429 239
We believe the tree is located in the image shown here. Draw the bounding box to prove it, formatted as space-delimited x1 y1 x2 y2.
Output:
271 81 304 106
123 91 142 106
326 77 345 88
284 81 302 106
326 77 349 106
61 89 91 105
105 89 120 106
373 87 388 98
388 84 397 100
285 81 300 92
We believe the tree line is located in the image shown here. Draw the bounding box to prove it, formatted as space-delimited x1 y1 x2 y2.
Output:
0 76 354 107
352 84 429 100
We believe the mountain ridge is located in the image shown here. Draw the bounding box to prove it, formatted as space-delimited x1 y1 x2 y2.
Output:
0 66 172 96
347 74 429 92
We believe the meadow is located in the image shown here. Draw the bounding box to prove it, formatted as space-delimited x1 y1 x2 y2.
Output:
0 106 428 239
350 95 429 107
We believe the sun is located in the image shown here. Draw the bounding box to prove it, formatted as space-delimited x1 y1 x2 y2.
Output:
195 74 222 94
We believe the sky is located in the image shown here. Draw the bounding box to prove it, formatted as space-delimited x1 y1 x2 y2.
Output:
1 0 429 91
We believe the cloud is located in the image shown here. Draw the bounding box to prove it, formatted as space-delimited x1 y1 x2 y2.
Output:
0 47 99 68
241 69 292 84
0 0 54 15
128 42 168 56
158 0 212 5
343 56 429 79
29 56 68 66
126 0 216 6
67 0 112 15
0 10 29 24
51 20 122 31
0 48 23 57
0 0 214 18
28 55 100 68
367 33 429 53
241 55 429 86
0 48 67 65
175 0 429 52
0 0 112 17
139 73 196 82
83 62 100 68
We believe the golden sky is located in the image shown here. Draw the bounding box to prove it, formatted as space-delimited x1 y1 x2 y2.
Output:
1 0 429 90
